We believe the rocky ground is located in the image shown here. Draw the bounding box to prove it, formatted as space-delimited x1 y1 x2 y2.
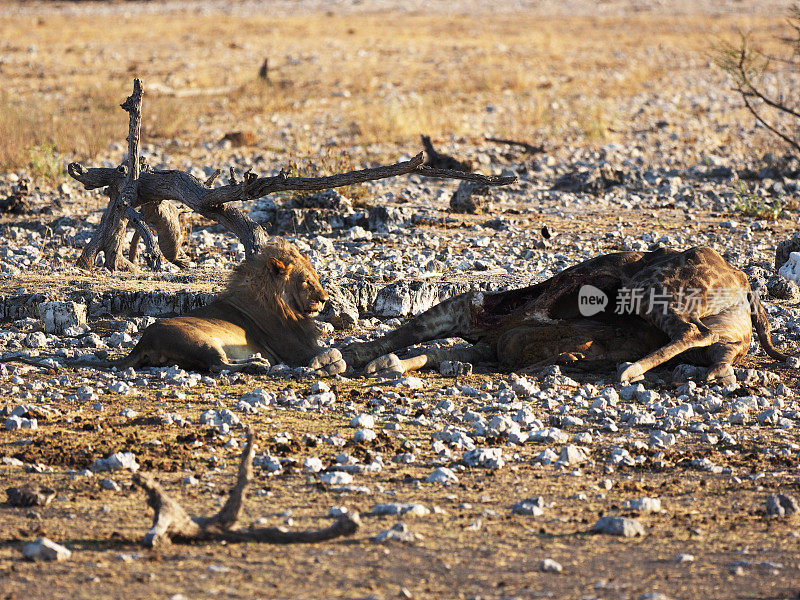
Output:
3 1 800 599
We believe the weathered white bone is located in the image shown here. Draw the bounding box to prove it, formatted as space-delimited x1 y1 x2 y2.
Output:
778 251 800 283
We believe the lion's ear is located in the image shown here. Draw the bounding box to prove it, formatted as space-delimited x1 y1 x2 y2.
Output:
267 257 289 277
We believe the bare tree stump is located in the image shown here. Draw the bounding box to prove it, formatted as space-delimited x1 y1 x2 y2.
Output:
75 79 163 271
133 429 361 547
130 201 190 268
421 135 472 172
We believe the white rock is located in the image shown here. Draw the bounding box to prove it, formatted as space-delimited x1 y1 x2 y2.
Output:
393 376 425 389
592 515 645 537
620 383 644 400
425 467 459 484
540 558 563 573
200 409 241 428
558 444 587 465
353 428 376 443
350 414 375 429
107 381 131 394
253 453 283 474
328 506 349 517
37 302 86 335
371 522 419 542
779 251 800 282
303 456 324 473
320 471 353 485
623 497 662 513
649 430 676 448
512 497 544 516
370 503 430 517
393 453 415 464
21 538 71 561
529 428 568 444
239 388 274 410
533 448 558 464
463 447 505 469
24 332 48 349
100 479 121 491
90 452 140 473
5 416 37 430
119 408 138 419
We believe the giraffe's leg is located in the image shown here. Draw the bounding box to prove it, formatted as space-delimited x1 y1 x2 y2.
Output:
675 301 752 385
701 343 740 385
516 351 587 374
342 291 481 369
618 315 718 383
365 343 492 378
209 355 273 375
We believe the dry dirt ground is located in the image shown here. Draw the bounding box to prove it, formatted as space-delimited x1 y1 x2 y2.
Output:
2 2 800 600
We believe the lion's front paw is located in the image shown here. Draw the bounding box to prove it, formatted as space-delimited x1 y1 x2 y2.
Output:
365 353 405 379
309 348 347 376
237 356 272 375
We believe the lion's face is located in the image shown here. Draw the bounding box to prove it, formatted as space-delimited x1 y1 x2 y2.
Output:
228 240 329 322
284 263 328 318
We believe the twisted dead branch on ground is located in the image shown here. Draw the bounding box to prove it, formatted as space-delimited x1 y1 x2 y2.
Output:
134 429 361 547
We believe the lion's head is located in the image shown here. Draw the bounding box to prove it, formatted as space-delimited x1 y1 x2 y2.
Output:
227 239 328 321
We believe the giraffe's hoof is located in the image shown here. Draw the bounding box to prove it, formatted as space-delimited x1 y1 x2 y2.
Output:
618 362 644 383
365 353 404 379
704 363 735 386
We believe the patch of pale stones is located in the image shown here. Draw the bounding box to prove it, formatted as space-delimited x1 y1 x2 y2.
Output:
3 132 800 567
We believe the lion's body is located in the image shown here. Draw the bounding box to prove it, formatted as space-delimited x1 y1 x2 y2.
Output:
114 239 344 374
116 302 309 371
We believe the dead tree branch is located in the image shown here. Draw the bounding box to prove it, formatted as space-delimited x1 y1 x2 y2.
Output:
133 429 361 547
414 165 516 186
75 79 164 271
485 136 545 154
69 80 517 270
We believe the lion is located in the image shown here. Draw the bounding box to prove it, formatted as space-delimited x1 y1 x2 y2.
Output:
111 238 345 375
343 247 790 384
